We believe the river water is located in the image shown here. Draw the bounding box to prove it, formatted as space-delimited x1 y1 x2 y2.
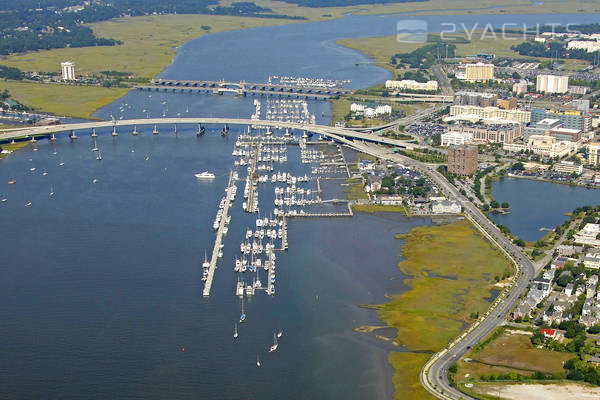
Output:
2 11 600 400
491 178 600 241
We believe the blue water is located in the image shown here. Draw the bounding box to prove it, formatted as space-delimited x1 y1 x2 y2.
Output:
491 178 600 241
3 11 600 399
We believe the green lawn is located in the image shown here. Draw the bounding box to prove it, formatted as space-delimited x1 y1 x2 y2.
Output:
456 329 573 381
0 81 128 119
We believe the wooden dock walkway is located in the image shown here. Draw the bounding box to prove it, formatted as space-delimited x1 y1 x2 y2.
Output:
203 170 236 297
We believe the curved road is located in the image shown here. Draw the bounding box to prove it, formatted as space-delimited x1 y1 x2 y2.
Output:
351 142 535 400
2 117 535 399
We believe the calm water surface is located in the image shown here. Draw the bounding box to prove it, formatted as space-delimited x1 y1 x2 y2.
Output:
492 178 600 241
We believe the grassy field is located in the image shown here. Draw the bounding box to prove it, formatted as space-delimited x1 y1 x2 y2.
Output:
375 219 512 399
352 204 407 213
0 14 311 118
0 141 30 159
343 178 369 200
250 0 600 17
456 329 573 381
0 81 129 119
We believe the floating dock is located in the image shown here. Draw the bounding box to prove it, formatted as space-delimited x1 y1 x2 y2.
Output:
203 170 236 297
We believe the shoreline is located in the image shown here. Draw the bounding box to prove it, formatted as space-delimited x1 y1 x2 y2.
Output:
372 218 512 399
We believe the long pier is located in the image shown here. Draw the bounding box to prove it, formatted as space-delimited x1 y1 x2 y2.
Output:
284 203 353 218
203 170 236 297
246 147 260 213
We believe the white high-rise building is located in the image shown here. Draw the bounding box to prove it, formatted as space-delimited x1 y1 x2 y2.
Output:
536 74 569 94
61 61 76 81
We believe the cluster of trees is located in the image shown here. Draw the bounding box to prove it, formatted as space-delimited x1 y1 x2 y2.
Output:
398 148 447 164
391 43 456 69
0 1 302 55
0 65 23 80
377 173 431 197
512 41 600 63
400 70 429 82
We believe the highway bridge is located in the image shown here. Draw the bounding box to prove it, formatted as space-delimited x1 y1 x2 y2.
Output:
0 117 423 151
139 78 354 100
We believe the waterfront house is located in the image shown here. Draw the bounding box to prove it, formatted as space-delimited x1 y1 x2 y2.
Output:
541 328 557 339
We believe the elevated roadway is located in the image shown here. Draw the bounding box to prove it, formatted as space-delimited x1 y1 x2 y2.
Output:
0 117 424 151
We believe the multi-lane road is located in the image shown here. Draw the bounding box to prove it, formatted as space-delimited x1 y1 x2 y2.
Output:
352 142 535 400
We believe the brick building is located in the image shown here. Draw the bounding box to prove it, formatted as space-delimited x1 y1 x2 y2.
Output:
447 144 478 176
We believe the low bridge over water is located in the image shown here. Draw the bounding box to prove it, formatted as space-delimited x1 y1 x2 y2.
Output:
137 79 354 100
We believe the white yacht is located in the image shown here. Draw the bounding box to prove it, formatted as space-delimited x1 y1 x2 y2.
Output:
195 171 215 179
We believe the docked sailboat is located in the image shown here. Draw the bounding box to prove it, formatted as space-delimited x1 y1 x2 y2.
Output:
202 251 210 281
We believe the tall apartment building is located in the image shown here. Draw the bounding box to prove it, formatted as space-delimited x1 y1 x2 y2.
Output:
589 143 600 167
447 144 478 176
61 61 76 81
465 63 494 81
536 74 569 94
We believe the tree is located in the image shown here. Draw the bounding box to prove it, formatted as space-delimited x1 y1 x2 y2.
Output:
515 239 526 247
501 202 510 209
511 162 525 171
531 329 545 345
490 200 499 208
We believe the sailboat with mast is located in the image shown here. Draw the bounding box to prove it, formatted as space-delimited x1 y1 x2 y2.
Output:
256 354 261 367
233 323 238 339
239 296 246 323
269 333 278 352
